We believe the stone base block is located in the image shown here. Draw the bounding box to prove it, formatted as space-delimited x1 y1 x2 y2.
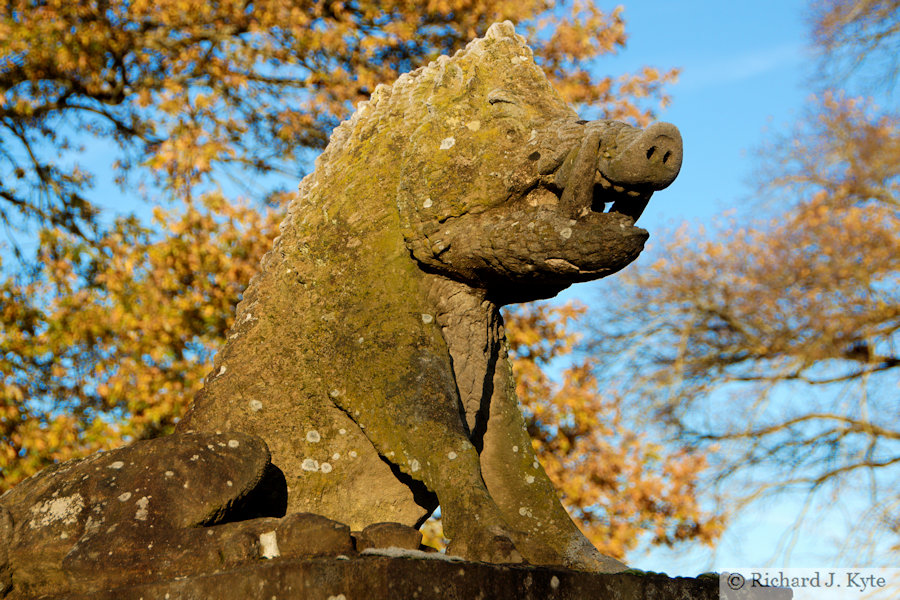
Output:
43 554 729 600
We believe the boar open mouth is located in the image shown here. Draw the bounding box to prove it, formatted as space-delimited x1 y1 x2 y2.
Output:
590 172 653 222
544 121 682 225
528 176 652 224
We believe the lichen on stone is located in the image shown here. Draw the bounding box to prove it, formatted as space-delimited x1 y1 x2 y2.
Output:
27 494 85 529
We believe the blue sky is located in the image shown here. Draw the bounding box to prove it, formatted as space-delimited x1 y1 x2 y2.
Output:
599 1 812 230
556 1 892 576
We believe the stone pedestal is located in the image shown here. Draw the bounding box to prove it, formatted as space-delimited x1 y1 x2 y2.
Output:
44 554 729 600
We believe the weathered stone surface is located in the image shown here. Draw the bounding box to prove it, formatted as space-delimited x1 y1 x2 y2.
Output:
45 557 739 600
0 431 277 598
176 21 683 571
59 517 282 596
0 505 11 597
353 521 423 552
274 512 355 558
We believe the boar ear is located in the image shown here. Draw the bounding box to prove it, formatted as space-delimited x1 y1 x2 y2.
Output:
487 89 519 106
485 21 518 41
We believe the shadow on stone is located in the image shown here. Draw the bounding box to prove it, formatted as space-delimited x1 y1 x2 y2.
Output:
221 462 288 522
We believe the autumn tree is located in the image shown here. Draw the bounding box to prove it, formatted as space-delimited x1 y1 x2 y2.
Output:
811 0 900 89
0 197 281 486
0 0 673 245
586 0 900 561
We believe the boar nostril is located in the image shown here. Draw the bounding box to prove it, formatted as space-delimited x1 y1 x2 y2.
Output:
601 122 682 190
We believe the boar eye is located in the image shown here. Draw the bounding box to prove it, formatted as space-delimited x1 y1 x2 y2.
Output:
487 89 518 106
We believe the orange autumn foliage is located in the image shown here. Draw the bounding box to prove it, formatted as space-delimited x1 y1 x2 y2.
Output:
1 196 281 488
0 0 676 238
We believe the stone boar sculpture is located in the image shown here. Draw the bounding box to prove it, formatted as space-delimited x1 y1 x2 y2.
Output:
179 21 681 570
0 22 683 595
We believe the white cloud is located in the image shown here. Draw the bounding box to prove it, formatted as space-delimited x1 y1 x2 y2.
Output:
679 42 810 90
